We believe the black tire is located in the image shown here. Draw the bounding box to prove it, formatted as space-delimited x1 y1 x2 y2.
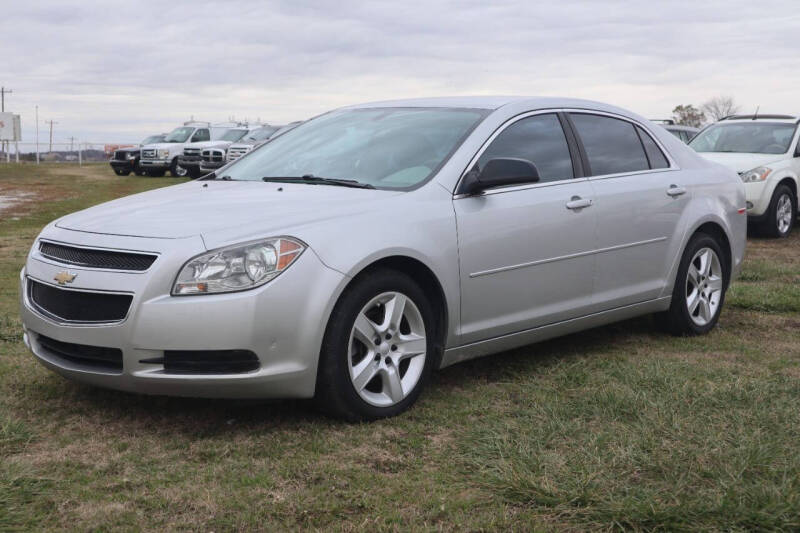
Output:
759 184 796 238
656 232 729 336
315 269 437 421
145 169 166 177
113 168 130 176
169 158 187 177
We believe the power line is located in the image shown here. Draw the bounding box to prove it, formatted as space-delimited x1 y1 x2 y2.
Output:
0 86 12 112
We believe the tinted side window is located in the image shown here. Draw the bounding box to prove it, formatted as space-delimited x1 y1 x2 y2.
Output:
477 113 573 183
571 114 649 176
192 129 210 142
636 126 669 169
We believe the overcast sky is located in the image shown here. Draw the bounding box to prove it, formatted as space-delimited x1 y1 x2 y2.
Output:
3 0 800 144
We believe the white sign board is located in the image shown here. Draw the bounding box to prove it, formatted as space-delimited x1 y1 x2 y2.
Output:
0 113 21 141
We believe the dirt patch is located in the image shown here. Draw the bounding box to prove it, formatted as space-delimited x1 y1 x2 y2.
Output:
0 191 36 216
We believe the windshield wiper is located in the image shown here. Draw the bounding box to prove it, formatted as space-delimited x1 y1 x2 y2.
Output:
261 175 375 189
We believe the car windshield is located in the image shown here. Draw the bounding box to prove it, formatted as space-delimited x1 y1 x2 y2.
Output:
141 135 164 145
690 122 797 154
223 108 487 189
164 127 194 143
247 127 278 141
220 129 248 142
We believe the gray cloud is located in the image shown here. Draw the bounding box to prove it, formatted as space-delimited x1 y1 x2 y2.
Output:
3 0 799 143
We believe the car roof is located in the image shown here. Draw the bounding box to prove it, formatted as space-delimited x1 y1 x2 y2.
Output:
344 96 640 115
720 114 799 123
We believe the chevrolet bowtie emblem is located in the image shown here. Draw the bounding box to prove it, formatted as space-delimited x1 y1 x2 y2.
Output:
54 271 77 285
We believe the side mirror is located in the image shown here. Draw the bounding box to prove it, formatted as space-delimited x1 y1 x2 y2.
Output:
460 158 540 195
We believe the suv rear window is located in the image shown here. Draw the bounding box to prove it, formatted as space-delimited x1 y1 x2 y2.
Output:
570 114 649 176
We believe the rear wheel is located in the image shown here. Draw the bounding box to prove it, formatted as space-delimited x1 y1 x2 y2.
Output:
657 232 728 336
315 269 436 421
760 185 796 238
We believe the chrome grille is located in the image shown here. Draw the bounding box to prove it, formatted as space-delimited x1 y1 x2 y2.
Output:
202 149 225 162
142 148 156 159
226 146 251 162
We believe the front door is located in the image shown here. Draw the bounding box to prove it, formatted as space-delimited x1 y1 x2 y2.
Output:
454 113 597 345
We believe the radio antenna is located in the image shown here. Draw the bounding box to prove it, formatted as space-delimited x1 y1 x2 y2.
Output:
753 105 759 120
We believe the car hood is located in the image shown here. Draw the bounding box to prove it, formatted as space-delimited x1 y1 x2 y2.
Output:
695 152 786 173
55 180 401 240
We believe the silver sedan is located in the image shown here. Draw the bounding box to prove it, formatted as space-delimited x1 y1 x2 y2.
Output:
20 97 747 420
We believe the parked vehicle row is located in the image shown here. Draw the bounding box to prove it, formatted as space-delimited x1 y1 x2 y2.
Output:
111 121 300 179
26 96 747 421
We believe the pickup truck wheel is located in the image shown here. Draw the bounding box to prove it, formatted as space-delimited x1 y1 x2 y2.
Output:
315 269 435 421
760 185 796 238
113 168 130 176
145 169 166 177
170 158 187 177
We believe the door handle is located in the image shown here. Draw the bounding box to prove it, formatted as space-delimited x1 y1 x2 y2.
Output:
667 185 687 197
565 196 593 210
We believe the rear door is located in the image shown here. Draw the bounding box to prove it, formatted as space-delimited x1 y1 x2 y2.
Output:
567 112 689 311
454 112 597 344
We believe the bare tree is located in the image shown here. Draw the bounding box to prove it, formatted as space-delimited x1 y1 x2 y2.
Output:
672 105 706 128
701 96 740 122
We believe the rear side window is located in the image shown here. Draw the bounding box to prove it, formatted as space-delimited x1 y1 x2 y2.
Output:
636 126 669 169
570 114 649 176
477 113 574 183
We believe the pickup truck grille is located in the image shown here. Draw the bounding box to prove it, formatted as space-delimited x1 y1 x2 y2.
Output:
183 148 201 157
113 150 128 161
202 149 225 162
142 148 156 159
227 146 251 162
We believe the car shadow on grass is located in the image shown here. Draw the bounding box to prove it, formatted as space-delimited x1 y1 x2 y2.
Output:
40 314 661 436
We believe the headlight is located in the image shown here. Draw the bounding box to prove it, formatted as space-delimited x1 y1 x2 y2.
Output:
157 149 170 159
740 166 771 183
172 237 305 295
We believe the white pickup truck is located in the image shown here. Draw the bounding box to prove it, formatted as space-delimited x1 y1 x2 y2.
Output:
178 124 255 178
139 122 232 177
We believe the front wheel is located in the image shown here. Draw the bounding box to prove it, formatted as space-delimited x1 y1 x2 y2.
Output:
170 158 188 177
760 185 796 238
657 232 728 336
315 269 436 421
113 168 130 176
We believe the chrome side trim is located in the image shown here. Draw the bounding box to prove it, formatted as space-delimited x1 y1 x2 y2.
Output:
469 236 668 278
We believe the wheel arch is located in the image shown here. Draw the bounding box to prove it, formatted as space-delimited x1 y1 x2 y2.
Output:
340 255 449 367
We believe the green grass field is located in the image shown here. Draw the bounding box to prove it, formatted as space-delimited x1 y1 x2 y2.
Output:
1 163 799 531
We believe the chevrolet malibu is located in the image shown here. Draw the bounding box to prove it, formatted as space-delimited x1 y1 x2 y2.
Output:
20 97 747 421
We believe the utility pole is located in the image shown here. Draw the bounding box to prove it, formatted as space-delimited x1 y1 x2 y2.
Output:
45 120 58 152
0 86 12 112
35 105 40 164
68 136 75 151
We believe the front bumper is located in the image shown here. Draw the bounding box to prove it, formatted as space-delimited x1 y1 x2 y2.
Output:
200 160 226 173
177 156 201 170
19 227 347 399
109 160 135 171
744 180 772 217
139 159 171 169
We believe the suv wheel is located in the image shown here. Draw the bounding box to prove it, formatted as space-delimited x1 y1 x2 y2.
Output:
657 232 728 336
315 269 436 421
761 185 796 238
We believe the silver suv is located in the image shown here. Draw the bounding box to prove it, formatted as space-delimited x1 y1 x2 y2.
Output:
19 97 746 421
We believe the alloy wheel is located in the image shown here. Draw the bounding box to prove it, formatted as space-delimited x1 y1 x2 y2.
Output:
347 291 427 407
776 193 793 235
685 247 723 326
